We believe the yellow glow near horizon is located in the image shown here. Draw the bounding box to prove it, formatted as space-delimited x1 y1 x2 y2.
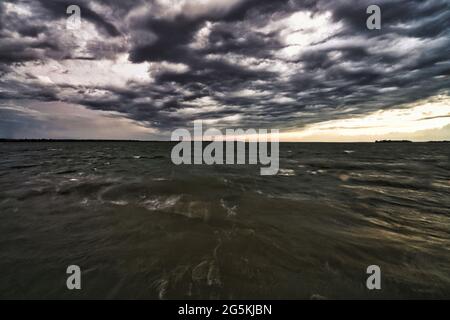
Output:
280 95 450 142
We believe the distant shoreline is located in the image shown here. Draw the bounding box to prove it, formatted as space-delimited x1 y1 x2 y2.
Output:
375 140 413 143
375 140 450 143
0 139 449 143
0 139 163 143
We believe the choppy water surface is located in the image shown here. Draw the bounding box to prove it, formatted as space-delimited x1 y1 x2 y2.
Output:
0 142 449 299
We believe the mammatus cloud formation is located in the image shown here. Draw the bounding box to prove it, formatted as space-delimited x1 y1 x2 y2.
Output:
0 0 449 140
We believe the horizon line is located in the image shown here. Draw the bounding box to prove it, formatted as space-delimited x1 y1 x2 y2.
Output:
1 138 449 143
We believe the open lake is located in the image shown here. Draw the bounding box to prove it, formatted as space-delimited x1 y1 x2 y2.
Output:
0 142 449 299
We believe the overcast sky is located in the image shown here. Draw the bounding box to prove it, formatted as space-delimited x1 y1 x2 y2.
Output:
0 0 449 141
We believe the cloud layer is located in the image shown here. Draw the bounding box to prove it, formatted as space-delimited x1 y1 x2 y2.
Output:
0 0 449 139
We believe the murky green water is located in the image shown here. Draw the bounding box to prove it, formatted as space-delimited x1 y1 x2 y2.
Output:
0 142 449 299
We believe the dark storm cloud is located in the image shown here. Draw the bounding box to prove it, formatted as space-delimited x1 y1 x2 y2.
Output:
0 0 449 137
329 0 449 34
35 0 122 37
128 0 296 64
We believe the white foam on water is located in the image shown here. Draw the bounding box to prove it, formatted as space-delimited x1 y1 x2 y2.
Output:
220 199 237 217
278 169 295 176
110 200 128 206
143 195 181 211
192 260 222 287
153 178 168 181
